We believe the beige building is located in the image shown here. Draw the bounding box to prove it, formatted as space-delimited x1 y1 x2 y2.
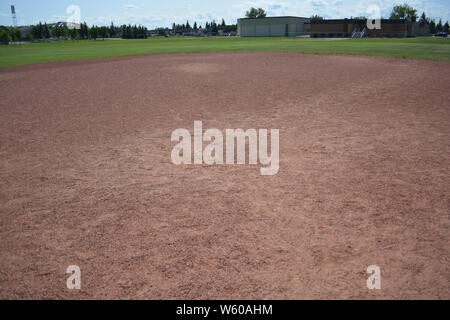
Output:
238 16 310 37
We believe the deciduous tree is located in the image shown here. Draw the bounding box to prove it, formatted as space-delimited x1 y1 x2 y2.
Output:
245 7 267 19
389 4 417 21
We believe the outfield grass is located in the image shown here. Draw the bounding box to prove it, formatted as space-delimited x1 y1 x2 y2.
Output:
0 36 449 68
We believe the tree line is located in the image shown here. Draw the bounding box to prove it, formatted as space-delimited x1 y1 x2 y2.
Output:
170 19 237 35
1 21 147 42
390 4 449 33
1 17 237 43
418 12 449 34
1 17 237 44
26 22 148 40
121 25 148 39
26 22 116 40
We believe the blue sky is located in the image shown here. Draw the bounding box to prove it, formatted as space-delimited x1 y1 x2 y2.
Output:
0 0 448 28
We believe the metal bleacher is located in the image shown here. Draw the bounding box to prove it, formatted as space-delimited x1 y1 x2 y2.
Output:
351 27 367 38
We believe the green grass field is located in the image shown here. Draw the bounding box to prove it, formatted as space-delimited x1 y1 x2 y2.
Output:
0 37 449 68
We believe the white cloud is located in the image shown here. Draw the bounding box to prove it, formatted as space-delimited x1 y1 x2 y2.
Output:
229 0 449 21
123 4 140 10
97 1 448 28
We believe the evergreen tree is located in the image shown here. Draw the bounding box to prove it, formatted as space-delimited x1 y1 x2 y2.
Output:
8 27 22 42
436 19 443 32
0 29 9 44
99 26 108 39
79 22 89 39
211 21 218 34
419 12 427 26
89 26 98 40
51 26 64 38
429 19 436 34
30 23 43 40
68 28 78 40
44 23 50 38
109 22 116 38
127 25 131 38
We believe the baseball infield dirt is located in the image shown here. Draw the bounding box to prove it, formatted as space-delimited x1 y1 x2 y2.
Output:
0 52 449 299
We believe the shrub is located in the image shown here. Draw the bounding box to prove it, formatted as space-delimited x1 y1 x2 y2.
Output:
0 30 9 44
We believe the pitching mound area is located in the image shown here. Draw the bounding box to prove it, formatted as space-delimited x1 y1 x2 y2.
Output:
0 52 449 299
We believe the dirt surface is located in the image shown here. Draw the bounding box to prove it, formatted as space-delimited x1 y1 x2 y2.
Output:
0 52 449 299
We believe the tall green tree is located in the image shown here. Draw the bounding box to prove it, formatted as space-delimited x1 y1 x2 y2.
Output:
419 12 427 26
52 26 67 39
8 27 22 41
44 23 50 38
429 19 436 33
389 4 418 21
211 20 218 34
89 26 98 40
126 25 131 38
0 29 9 44
245 7 267 19
109 22 116 38
99 26 108 39
38 22 45 39
79 22 89 39
68 28 78 40
30 23 40 39
436 19 443 32
310 15 324 21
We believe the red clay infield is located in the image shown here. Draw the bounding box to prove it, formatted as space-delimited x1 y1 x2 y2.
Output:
0 52 449 299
